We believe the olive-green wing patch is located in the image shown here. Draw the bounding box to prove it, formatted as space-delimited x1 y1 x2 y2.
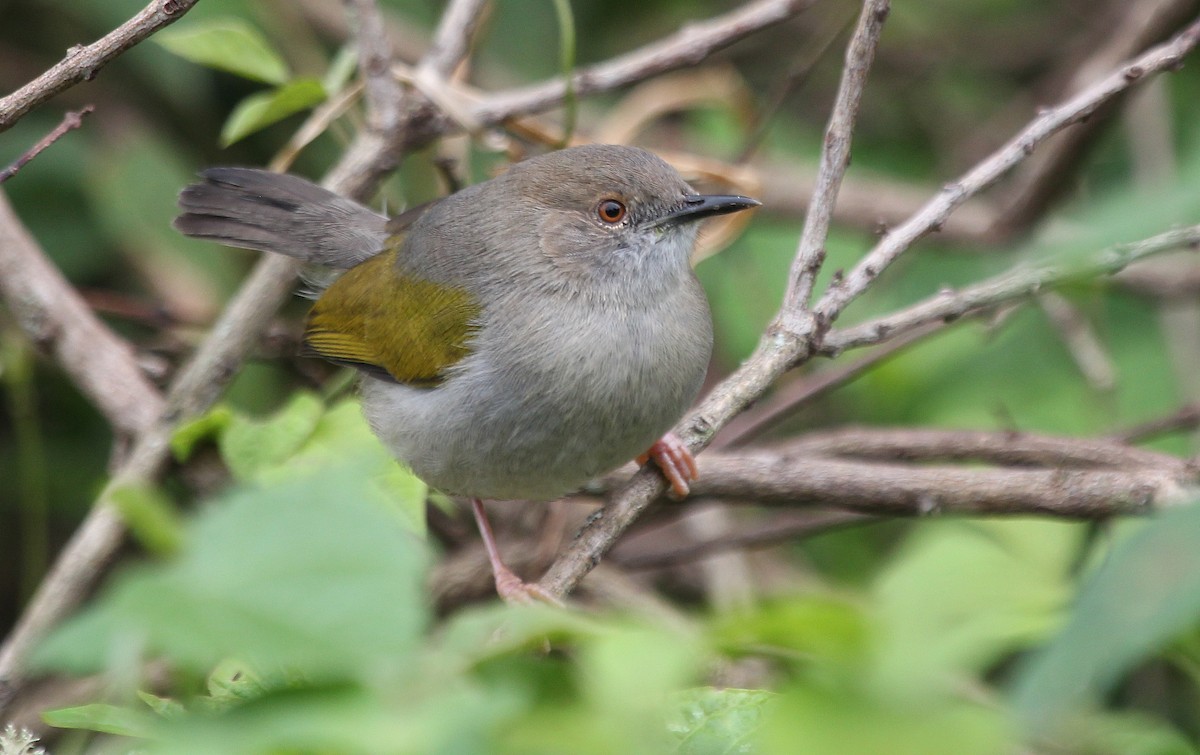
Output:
303 249 481 386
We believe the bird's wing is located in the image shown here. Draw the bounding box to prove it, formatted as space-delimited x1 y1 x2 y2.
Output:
302 248 481 386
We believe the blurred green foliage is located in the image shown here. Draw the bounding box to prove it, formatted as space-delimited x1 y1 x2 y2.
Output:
3 0 1200 752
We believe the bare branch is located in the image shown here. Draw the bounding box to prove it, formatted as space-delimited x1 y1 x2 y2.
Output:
0 191 163 436
536 11 1200 601
0 107 93 183
617 510 868 570
416 0 489 80
990 0 1194 237
823 223 1200 354
812 15 1200 326
780 0 889 315
717 322 941 449
0 0 199 134
472 0 815 124
775 427 1188 472
690 452 1193 518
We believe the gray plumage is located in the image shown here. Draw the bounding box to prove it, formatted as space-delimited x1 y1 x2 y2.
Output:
175 145 757 501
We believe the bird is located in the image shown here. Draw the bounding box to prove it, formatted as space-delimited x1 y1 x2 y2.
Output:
174 144 760 602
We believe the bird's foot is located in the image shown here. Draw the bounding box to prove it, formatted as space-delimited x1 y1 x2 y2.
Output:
493 565 564 607
637 432 698 499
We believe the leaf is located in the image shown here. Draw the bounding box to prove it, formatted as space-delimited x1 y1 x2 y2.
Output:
872 520 1074 694
110 484 184 557
154 18 289 84
220 78 327 146
33 463 430 682
1013 498 1200 734
668 688 774 755
42 703 155 737
171 405 234 461
219 391 324 483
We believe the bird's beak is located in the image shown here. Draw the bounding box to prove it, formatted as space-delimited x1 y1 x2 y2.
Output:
654 194 761 227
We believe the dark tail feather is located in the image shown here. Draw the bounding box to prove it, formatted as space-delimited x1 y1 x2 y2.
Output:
174 168 389 269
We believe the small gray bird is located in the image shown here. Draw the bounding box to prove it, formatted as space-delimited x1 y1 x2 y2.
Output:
175 144 760 602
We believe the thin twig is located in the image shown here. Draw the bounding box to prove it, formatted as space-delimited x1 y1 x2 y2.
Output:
1110 403 1200 444
717 322 941 449
0 0 199 133
780 0 889 317
0 107 93 183
472 0 815 124
812 15 1200 327
618 510 868 570
416 0 489 80
822 223 1200 354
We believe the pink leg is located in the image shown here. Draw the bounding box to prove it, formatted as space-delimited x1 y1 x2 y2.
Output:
637 431 699 499
470 498 563 606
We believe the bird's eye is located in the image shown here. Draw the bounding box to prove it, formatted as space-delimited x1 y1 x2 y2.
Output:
597 199 627 224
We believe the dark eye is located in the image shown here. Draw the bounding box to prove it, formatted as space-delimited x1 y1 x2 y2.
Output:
597 199 627 224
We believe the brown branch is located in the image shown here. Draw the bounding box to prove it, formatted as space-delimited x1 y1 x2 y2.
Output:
0 191 163 436
822 223 1200 354
536 9 1200 601
0 106 93 183
0 0 409 710
812 14 1200 328
688 452 1193 518
781 0 889 314
989 0 1194 238
1111 403 1200 444
775 427 1188 472
472 0 815 124
617 510 869 570
717 322 942 448
0 0 199 134
536 0 892 600
416 0 489 80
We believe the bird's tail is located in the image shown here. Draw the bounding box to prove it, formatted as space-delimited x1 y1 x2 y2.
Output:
174 168 388 270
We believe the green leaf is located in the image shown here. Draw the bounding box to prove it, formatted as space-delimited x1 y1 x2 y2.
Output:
220 78 327 147
33 463 430 681
155 18 290 84
668 688 774 755
171 405 234 461
43 703 155 737
322 44 360 95
138 690 187 719
1013 499 1200 734
872 520 1074 694
219 391 324 483
110 484 184 557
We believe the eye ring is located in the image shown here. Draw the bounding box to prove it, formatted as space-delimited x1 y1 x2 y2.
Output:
597 199 627 224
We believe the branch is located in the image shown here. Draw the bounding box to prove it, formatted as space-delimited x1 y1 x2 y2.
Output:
780 0 889 315
687 452 1194 518
415 0 489 80
0 0 199 134
537 0 891 600
0 191 163 436
822 223 1200 354
0 0 408 710
0 107 93 183
775 427 1188 472
617 510 869 570
811 15 1200 326
536 9 1200 601
472 0 815 124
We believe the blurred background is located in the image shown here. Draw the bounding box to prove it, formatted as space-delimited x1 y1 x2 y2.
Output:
2 0 1200 751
